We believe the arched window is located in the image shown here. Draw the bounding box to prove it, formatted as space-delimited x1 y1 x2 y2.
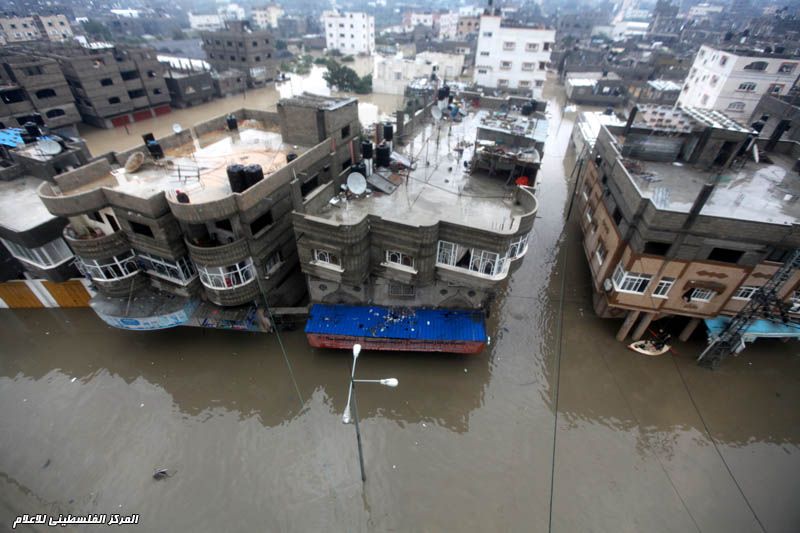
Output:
743 61 768 71
35 88 56 99
45 108 65 118
727 102 745 111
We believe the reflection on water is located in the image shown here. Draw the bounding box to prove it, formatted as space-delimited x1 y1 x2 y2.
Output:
3 81 800 532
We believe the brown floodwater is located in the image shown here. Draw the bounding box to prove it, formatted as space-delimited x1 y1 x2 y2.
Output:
2 80 800 532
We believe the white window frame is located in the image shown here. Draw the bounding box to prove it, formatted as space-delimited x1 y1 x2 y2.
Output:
689 288 715 302
503 41 515 51
265 250 283 276
526 42 539 52
1 237 74 269
612 263 651 294
732 285 758 300
585 205 594 224
500 61 512 70
313 249 341 267
78 250 139 281
508 234 529 259
138 252 197 285
198 258 255 290
737 82 756 92
594 242 606 267
436 240 507 278
653 277 675 298
385 249 414 268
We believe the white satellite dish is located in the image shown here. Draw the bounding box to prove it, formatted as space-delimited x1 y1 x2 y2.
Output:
36 139 62 156
431 106 443 121
346 172 367 195
172 123 183 134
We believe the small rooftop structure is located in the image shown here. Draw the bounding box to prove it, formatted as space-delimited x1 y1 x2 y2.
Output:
278 93 357 111
646 79 681 92
0 176 54 233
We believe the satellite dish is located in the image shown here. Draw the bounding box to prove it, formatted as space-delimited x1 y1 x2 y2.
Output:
431 106 443 121
346 172 367 195
125 151 146 173
37 139 62 156
172 123 182 134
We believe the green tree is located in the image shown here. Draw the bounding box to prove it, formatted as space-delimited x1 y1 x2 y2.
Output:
323 61 371 94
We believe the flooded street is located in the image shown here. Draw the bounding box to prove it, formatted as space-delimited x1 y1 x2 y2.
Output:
3 80 800 532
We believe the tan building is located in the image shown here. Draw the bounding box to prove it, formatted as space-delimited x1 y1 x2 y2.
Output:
34 15 73 42
0 17 41 42
574 106 800 346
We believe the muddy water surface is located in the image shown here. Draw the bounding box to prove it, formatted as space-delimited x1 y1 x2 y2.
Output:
2 81 800 532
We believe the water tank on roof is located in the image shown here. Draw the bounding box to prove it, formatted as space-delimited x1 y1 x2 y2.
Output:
243 164 264 188
23 122 40 139
227 164 246 193
382 122 393 142
226 114 238 131
287 152 298 162
361 140 373 159
146 140 164 160
521 103 534 116
376 143 391 168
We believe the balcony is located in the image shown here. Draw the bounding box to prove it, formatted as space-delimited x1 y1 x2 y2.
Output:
185 236 250 268
63 225 130 260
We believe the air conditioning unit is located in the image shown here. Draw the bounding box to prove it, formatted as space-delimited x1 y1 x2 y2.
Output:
603 278 613 292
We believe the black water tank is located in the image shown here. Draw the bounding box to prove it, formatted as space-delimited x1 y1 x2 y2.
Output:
520 103 534 116
176 191 190 204
23 122 40 138
287 152 298 162
443 85 450 99
146 140 164 160
243 164 264 188
31 112 44 126
142 133 155 144
226 114 238 131
382 122 393 142
361 140 373 159
227 164 246 193
351 161 367 176
376 144 391 167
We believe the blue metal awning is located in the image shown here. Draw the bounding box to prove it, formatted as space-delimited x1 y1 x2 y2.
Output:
705 317 800 341
305 304 487 342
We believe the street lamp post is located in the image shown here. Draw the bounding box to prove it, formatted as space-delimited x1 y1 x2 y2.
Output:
342 343 398 483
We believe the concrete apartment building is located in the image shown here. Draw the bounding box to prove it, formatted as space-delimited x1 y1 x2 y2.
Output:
32 95 360 330
30 44 171 129
456 16 479 38
34 15 73 42
677 45 800 120
188 13 224 32
574 105 800 344
163 69 215 108
0 15 73 43
0 51 81 133
201 21 278 88
0 127 91 289
292 100 538 313
750 93 800 147
473 14 555 98
321 11 375 55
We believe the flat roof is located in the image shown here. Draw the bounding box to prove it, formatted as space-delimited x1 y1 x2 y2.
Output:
309 110 530 230
0 175 55 232
278 92 357 111
68 126 309 203
646 79 681 92
477 110 548 144
621 152 800 225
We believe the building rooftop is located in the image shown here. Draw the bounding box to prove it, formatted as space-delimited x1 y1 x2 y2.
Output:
309 110 532 231
67 126 308 203
278 93 357 111
620 151 800 225
646 79 682 92
477 109 548 145
0 175 54 232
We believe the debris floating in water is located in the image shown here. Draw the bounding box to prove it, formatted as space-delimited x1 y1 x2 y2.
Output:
153 468 171 480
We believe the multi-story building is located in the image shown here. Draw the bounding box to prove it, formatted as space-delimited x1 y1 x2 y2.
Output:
473 15 555 98
252 4 283 30
677 45 800 119
163 69 215 108
456 16 479 39
0 51 81 133
0 127 91 285
750 94 800 146
321 11 375 55
201 20 278 88
33 15 73 42
435 12 460 40
574 106 800 345
0 17 41 43
34 43 171 129
403 12 435 31
34 95 360 330
188 13 224 32
292 100 539 322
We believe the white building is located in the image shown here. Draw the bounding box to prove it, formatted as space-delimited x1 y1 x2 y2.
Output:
252 4 283 29
374 52 465 95
611 20 650 41
109 9 140 18
322 11 375 55
473 16 555 98
188 13 224 31
687 3 725 20
404 12 434 30
677 45 800 119
219 4 246 21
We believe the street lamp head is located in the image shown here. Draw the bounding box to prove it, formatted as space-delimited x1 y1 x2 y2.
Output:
352 343 362 358
342 407 352 424
380 378 399 387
